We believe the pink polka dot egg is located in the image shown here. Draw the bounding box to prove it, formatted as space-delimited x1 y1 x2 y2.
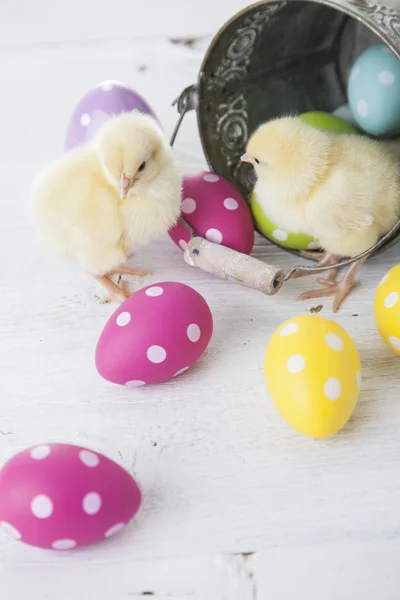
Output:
169 171 254 254
96 281 213 386
0 443 141 550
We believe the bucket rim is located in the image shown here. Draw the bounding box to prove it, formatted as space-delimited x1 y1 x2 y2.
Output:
191 0 400 259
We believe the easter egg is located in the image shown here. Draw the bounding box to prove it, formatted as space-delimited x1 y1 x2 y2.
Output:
333 104 360 129
249 192 320 251
96 281 213 386
299 111 360 134
348 44 400 137
65 80 158 151
0 443 141 550
168 172 254 255
264 315 361 439
374 264 400 354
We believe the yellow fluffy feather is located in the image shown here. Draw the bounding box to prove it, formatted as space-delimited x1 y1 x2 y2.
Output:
30 111 181 302
243 116 400 310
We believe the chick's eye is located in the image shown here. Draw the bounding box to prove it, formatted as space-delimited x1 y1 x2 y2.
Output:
254 158 260 165
138 161 146 172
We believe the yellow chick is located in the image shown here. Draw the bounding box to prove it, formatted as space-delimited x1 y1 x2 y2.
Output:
31 111 181 303
242 117 400 311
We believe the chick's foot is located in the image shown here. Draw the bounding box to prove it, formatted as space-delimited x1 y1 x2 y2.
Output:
315 267 340 287
108 267 149 277
292 252 339 280
95 275 129 304
298 258 366 312
95 267 148 304
299 250 325 261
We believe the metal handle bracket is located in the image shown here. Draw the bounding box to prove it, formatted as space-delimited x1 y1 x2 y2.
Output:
170 85 198 147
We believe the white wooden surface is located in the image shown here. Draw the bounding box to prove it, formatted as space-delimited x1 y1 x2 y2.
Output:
1 2 400 598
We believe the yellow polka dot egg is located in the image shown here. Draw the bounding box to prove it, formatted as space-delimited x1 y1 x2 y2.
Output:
374 265 400 354
264 315 361 439
249 192 320 251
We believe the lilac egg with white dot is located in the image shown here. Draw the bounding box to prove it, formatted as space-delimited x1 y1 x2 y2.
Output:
95 282 213 386
0 444 141 550
64 81 158 151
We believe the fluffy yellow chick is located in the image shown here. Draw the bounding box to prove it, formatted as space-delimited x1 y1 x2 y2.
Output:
31 111 181 303
242 117 400 311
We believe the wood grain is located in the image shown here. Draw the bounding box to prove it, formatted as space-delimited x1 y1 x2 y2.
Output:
1 3 400 598
184 237 284 295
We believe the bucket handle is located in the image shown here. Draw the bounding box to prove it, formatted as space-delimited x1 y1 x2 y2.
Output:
170 85 197 147
170 87 400 296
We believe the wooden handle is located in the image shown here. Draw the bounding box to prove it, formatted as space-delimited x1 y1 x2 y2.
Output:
183 237 284 296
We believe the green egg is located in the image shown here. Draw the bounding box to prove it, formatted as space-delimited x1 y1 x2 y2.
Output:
249 193 320 251
298 111 360 135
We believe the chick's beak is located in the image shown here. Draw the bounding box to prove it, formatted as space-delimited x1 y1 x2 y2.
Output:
119 172 134 199
240 153 252 164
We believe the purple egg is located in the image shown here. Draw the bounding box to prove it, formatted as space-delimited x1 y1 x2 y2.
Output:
64 80 158 151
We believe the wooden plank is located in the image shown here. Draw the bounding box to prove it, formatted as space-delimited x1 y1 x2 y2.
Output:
1 19 400 600
0 0 249 46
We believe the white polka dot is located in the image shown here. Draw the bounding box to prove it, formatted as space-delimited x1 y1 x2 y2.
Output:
286 354 305 374
181 198 197 214
272 229 288 242
80 113 91 126
82 492 102 515
350 65 360 81
356 99 369 118
31 495 53 519
52 539 77 550
379 273 389 287
187 324 201 342
324 378 341 400
206 228 223 244
116 312 131 327
125 380 146 388
325 333 344 351
389 336 400 351
147 345 167 363
203 173 219 182
179 239 188 250
174 366 189 377
100 81 114 91
307 241 320 250
30 445 51 460
384 292 399 308
223 197 239 210
145 286 164 297
357 371 361 389
79 449 100 468
105 523 125 538
379 70 395 85
0 521 21 540
280 323 298 336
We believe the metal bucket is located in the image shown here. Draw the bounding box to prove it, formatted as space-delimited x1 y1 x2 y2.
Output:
172 0 400 262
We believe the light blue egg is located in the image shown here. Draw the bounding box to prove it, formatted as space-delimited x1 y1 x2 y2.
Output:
333 104 359 128
348 44 400 137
